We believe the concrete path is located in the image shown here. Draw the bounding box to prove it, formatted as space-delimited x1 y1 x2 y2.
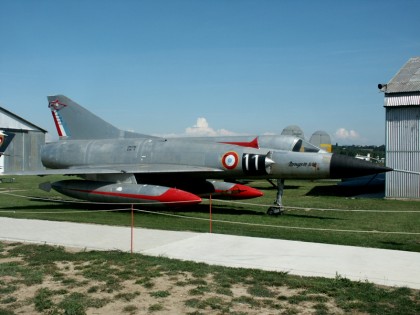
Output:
0 217 419 289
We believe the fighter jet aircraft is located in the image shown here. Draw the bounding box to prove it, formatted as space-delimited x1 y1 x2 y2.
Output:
2 95 392 214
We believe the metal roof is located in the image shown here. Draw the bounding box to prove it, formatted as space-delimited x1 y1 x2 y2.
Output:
383 57 420 94
0 106 47 133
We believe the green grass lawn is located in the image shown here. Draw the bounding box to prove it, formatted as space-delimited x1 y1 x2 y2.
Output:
1 175 419 252
1 176 419 314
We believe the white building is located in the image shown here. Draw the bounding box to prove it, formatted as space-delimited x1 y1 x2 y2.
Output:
0 106 46 173
380 57 420 199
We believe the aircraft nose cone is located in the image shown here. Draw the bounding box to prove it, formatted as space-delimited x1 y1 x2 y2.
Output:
330 154 393 179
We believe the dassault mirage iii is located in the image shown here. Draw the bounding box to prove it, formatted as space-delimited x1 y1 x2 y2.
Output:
2 95 392 214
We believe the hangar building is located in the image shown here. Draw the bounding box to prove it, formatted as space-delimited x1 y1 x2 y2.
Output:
0 106 46 174
379 56 420 199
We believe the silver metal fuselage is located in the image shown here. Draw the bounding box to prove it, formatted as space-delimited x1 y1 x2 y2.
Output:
41 137 332 180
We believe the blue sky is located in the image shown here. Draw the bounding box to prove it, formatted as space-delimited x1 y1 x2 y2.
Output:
1 0 419 145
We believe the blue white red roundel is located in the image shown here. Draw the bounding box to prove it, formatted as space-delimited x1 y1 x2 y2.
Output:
222 151 239 170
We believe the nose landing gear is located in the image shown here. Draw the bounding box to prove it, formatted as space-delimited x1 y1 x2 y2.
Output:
267 178 285 215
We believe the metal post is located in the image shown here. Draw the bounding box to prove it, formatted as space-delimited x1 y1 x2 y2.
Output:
209 195 212 233
131 204 134 255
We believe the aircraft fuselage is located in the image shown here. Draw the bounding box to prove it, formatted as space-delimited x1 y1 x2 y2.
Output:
41 137 332 180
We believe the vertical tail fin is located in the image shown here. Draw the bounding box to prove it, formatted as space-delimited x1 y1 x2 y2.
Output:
309 130 332 153
48 95 123 140
0 130 15 156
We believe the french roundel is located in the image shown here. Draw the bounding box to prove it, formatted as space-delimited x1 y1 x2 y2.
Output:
222 151 239 170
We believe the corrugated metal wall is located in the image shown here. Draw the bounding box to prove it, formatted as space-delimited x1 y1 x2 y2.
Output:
385 94 420 106
385 106 420 199
3 130 45 172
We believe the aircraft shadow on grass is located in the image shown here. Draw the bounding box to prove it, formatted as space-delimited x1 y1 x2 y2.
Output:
255 184 301 191
3 198 264 216
2 197 344 221
0 203 75 211
283 213 344 221
306 184 385 198
174 204 264 216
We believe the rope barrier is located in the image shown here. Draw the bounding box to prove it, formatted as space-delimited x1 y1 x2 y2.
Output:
1 190 419 213
0 208 131 214
0 191 203 205
131 208 420 235
0 192 419 235
204 198 420 213
0 189 28 193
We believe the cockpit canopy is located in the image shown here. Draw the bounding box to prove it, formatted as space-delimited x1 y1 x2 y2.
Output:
291 138 325 153
256 135 326 153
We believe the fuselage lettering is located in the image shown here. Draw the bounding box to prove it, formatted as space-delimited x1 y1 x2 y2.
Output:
288 161 318 168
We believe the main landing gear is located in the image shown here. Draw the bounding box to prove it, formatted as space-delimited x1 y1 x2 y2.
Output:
267 179 285 216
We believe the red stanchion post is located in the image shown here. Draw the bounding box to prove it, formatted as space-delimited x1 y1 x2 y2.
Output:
131 204 134 255
209 194 212 233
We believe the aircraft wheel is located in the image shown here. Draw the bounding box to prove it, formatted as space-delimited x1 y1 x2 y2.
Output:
267 206 284 216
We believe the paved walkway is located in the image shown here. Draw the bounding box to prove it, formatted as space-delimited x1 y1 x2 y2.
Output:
0 217 419 289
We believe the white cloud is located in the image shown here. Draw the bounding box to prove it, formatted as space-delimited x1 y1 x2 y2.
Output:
335 128 360 140
185 117 237 137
